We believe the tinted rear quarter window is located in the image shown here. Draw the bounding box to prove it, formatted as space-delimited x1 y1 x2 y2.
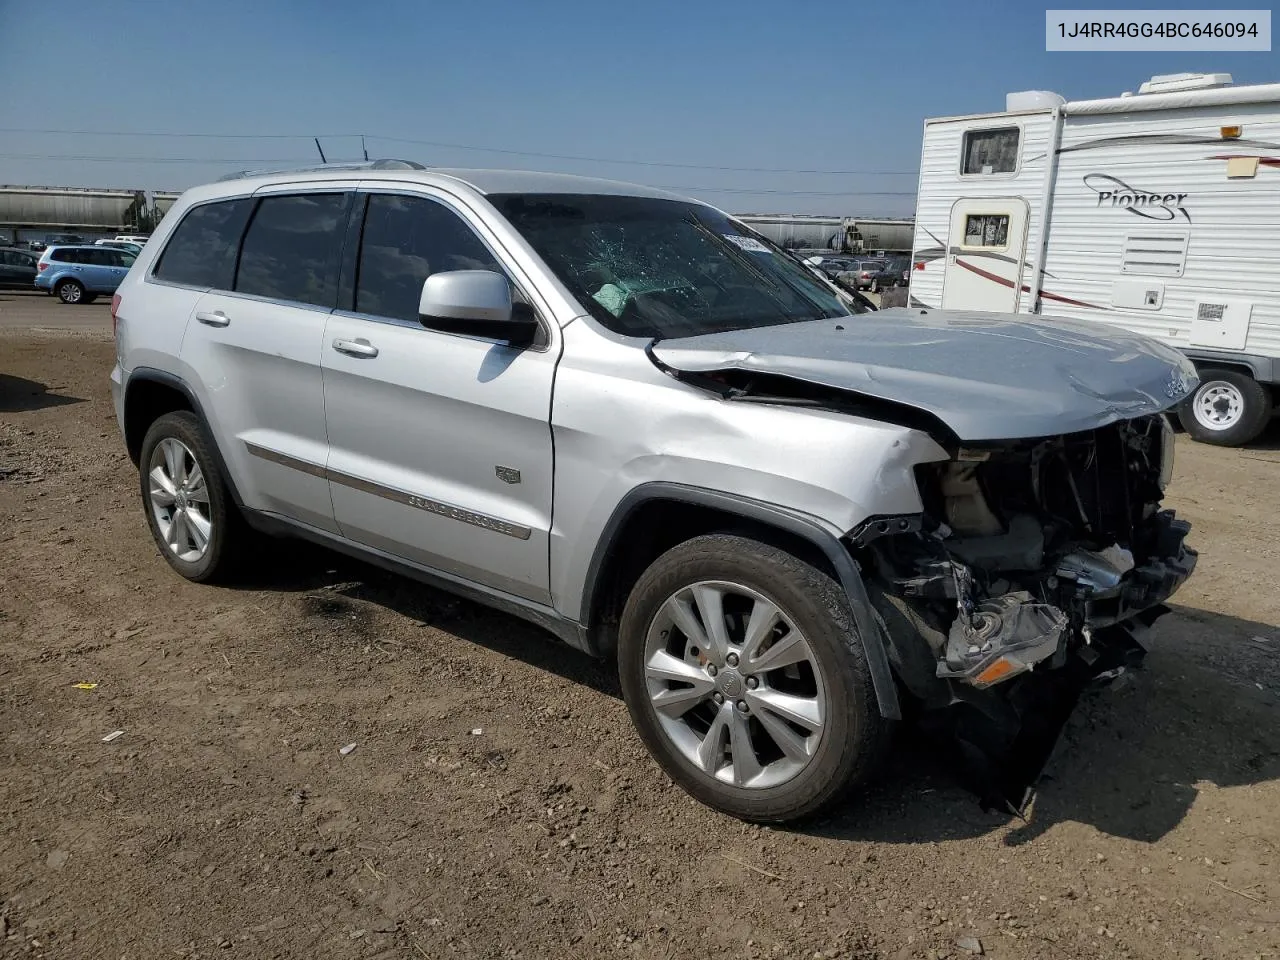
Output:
234 193 347 308
154 199 252 289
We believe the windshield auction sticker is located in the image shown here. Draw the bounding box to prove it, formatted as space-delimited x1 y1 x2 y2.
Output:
723 235 772 253
1046 9 1270 50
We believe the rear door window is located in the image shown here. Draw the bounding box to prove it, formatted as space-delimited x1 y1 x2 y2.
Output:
154 199 252 289
354 193 502 323
235 193 348 308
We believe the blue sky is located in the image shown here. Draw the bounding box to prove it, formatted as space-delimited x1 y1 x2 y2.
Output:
0 0 1273 216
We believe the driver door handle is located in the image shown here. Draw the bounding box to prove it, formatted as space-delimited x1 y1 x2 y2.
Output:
195 311 230 328
332 337 379 358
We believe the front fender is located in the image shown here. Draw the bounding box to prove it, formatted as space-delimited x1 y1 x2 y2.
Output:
579 482 903 720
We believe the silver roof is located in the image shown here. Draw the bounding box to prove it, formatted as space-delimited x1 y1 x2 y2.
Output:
213 160 688 201
429 168 687 200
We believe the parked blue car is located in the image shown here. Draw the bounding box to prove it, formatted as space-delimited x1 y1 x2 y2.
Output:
36 245 136 304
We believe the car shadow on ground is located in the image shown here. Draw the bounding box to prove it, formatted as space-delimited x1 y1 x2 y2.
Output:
808 604 1280 846
0 373 85 413
238 544 1279 846
246 539 623 698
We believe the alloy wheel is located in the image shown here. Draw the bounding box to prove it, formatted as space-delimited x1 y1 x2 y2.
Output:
147 437 213 562
642 580 827 789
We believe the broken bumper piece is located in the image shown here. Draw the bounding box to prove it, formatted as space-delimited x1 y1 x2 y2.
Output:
1073 513 1197 630
938 511 1196 690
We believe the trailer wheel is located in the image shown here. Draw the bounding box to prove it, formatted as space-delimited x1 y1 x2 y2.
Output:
1177 368 1272 447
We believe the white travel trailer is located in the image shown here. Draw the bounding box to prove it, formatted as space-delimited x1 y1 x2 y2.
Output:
911 72 1280 446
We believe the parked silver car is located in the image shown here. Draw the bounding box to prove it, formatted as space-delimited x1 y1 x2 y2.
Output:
835 258 888 291
111 161 1198 822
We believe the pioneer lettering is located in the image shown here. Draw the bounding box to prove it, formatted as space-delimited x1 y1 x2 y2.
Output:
1083 173 1191 222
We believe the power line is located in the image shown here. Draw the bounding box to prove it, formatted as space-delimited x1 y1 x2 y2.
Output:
0 127 920 177
0 127 346 140
0 153 328 164
671 186 917 197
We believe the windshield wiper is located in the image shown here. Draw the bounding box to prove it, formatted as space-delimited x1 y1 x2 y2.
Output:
685 214 799 325
708 215 850 321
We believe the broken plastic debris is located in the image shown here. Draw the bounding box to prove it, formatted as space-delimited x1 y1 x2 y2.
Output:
470 728 483 736
72 682 98 690
339 742 357 756
1253 636 1272 644
101 730 124 743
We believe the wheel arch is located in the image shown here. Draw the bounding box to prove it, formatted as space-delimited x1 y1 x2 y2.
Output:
1184 353 1274 386
123 368 245 507
580 482 902 720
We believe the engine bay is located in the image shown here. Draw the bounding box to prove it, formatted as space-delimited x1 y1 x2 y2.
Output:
855 415 1198 811
861 415 1195 689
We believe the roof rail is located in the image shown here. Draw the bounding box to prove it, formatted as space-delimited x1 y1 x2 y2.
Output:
216 158 428 182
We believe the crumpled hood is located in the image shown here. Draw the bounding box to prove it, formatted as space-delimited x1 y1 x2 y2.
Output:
650 307 1198 441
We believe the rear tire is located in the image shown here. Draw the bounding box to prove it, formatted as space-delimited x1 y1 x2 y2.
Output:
138 411 250 584
56 279 84 304
618 533 891 823
1177 368 1272 447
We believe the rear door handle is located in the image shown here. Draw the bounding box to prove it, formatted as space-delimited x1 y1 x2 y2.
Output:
332 337 379 358
195 311 230 328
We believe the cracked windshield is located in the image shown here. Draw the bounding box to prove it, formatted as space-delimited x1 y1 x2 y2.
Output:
493 193 854 338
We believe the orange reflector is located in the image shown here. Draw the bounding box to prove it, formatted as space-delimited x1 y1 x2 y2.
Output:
1221 125 1243 139
976 657 1018 686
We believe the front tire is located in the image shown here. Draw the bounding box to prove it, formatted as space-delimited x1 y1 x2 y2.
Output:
138 411 248 583
56 279 84 304
618 533 891 823
1177 368 1272 446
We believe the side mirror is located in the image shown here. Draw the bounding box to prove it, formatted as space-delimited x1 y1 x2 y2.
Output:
418 270 539 347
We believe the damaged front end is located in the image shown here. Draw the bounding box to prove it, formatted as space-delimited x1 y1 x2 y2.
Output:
854 414 1196 813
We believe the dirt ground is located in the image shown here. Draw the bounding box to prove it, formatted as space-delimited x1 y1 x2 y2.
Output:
2 292 1278 960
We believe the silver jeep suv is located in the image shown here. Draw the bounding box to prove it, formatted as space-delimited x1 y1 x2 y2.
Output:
111 161 1198 822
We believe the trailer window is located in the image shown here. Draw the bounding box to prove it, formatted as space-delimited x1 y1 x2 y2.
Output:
963 214 1010 249
962 127 1019 175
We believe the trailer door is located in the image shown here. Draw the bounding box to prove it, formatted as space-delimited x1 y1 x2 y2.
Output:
941 198 1029 312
